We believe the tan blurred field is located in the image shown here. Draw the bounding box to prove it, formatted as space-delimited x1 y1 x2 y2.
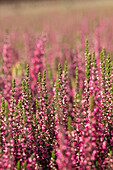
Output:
0 0 113 33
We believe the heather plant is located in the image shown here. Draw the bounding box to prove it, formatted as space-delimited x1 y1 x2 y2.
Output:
30 35 46 97
0 39 113 170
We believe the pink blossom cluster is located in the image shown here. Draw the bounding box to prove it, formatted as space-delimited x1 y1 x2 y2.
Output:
0 34 113 169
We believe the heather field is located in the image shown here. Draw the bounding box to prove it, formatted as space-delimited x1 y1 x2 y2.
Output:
0 0 113 169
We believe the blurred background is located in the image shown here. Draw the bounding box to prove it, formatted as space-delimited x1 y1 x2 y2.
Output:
0 0 113 56
0 0 113 77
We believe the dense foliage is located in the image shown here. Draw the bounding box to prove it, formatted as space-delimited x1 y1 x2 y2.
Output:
0 36 113 169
